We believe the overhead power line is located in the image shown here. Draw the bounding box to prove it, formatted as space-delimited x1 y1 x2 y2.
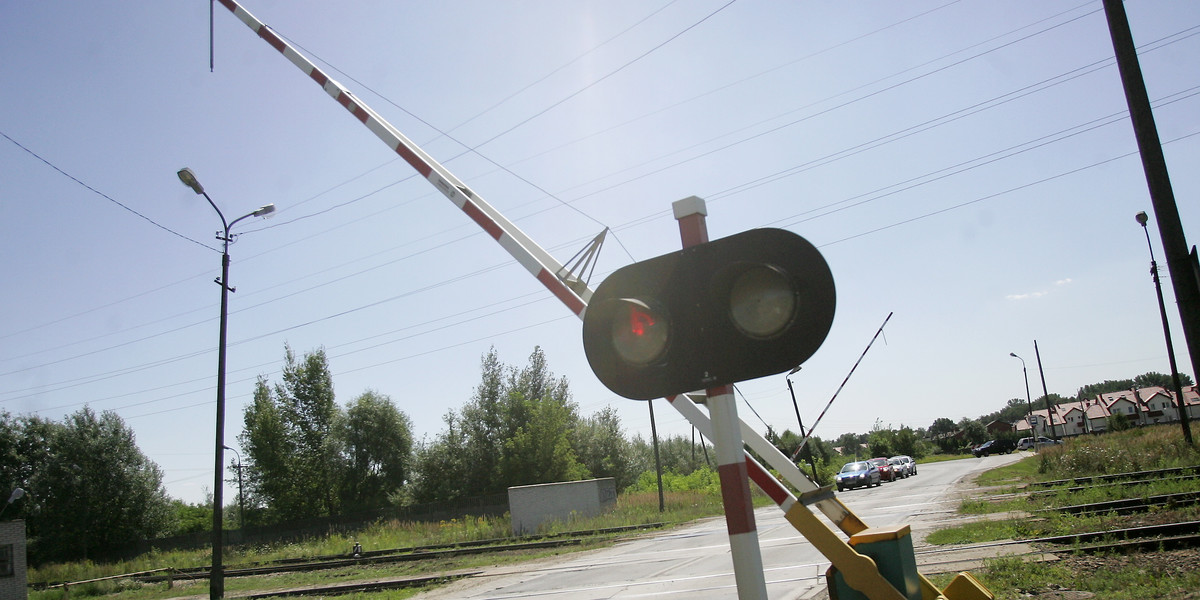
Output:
11 4 1200 420
0 130 215 252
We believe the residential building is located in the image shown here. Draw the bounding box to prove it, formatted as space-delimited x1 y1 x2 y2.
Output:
1015 384 1199 437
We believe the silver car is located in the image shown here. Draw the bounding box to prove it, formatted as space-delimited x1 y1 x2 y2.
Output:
888 455 916 477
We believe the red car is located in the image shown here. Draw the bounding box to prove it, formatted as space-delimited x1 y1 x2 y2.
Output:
869 457 896 482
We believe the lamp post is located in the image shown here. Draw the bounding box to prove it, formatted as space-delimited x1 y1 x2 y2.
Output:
178 167 274 600
223 445 245 530
1009 353 1037 447
1136 211 1193 445
0 488 24 519
785 365 820 484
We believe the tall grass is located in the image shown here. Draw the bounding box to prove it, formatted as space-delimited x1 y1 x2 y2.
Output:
933 425 1200 546
1035 426 1199 478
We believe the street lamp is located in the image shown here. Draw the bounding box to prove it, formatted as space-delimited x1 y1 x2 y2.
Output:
785 365 820 484
0 488 24 520
223 445 245 530
178 167 274 600
1009 353 1037 448
1135 211 1193 445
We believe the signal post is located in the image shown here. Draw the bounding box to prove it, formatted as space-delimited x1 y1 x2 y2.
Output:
674 198 767 600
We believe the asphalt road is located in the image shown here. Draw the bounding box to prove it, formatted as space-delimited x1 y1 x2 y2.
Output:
412 452 1028 600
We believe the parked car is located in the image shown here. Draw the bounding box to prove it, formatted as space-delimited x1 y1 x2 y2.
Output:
1017 436 1063 451
972 439 1016 457
889 455 915 477
869 457 896 482
835 461 881 491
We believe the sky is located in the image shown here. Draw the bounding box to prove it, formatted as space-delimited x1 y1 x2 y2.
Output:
1 0 1198 505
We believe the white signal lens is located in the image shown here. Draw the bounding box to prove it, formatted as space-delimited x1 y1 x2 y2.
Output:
729 265 795 339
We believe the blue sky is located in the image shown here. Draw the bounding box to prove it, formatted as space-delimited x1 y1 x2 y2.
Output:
1 0 1197 504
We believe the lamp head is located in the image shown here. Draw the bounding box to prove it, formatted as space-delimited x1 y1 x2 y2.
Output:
252 204 276 218
177 167 205 195
1135 211 1148 227
1009 352 1017 358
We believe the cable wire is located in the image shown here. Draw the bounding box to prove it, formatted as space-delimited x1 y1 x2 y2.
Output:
0 130 216 252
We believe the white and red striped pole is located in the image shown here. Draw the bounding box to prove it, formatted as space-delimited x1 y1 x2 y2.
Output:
673 197 768 600
214 0 588 319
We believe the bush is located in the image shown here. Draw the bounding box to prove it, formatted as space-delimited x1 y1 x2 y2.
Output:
626 467 721 496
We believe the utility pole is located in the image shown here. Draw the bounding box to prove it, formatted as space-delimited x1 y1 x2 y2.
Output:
1104 0 1200 435
1034 341 1058 440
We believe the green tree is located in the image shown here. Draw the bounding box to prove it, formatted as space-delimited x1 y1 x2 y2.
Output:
833 432 866 458
240 346 340 520
892 427 920 458
240 377 301 523
455 348 507 497
958 418 988 447
976 398 1030 430
14 408 171 563
1107 412 1133 432
0 411 40 516
573 406 636 491
338 390 413 511
409 347 591 503
1075 372 1194 404
1133 371 1194 389
279 345 340 516
241 348 417 521
408 412 469 504
629 433 711 476
867 420 895 458
499 394 588 486
929 418 956 437
769 429 832 484
168 499 213 535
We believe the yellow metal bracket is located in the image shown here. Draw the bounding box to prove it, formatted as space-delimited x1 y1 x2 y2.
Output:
784 501 908 600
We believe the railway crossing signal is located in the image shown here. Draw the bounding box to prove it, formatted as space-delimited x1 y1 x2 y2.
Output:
217 2 996 592
582 228 835 400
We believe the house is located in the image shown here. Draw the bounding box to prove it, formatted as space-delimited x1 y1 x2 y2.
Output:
1013 384 1200 437
1058 403 1090 436
1014 407 1066 438
984 420 1015 435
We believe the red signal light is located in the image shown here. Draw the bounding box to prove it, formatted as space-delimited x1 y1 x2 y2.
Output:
630 306 654 335
610 299 668 367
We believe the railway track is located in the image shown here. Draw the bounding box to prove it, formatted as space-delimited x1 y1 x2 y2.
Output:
1045 490 1200 516
1028 465 1200 489
166 520 1200 597
1020 465 1200 517
39 522 668 591
914 520 1200 572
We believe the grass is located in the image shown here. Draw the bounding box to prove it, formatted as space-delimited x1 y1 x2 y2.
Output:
26 429 1200 599
27 488 728 600
925 425 1200 599
927 552 1200 600
915 452 973 465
